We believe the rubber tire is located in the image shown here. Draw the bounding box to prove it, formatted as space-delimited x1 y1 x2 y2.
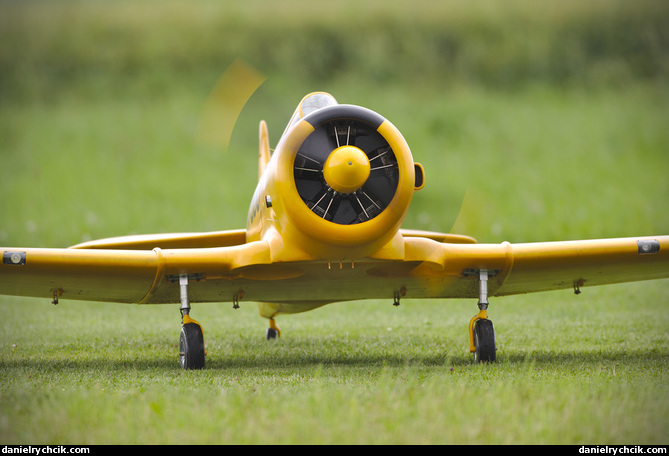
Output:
266 327 279 340
473 318 496 363
179 322 205 370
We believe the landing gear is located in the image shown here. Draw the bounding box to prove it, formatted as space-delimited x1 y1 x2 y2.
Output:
177 274 205 370
468 269 496 363
266 318 281 340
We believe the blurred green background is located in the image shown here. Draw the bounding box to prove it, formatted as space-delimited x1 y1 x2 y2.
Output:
1 0 668 246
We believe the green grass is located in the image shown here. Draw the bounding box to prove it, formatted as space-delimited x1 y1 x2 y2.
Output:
1 0 668 445
1 282 668 444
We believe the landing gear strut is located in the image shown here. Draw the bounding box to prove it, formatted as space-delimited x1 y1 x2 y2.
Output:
178 274 206 370
468 269 496 363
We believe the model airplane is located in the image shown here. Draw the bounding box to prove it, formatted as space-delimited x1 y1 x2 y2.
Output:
1 92 667 369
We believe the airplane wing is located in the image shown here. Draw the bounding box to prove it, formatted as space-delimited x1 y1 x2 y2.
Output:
400 235 669 300
1 233 666 306
0 237 273 304
490 236 668 296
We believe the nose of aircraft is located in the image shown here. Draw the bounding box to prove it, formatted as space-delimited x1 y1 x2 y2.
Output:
323 145 371 194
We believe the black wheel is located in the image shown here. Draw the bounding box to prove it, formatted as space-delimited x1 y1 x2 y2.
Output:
473 318 496 363
266 327 279 340
179 322 205 370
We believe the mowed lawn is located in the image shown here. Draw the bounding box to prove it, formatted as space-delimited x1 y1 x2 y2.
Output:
1 0 668 445
0 282 667 444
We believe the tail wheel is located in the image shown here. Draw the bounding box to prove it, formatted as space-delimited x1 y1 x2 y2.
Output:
473 319 496 363
179 322 205 370
266 318 281 341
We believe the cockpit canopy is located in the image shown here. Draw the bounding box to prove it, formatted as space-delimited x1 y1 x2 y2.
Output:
283 92 338 138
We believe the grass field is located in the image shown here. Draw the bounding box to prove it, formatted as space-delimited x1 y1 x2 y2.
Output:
1 283 667 444
1 0 668 445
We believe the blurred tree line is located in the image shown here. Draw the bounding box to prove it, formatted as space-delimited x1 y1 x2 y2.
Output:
1 0 668 103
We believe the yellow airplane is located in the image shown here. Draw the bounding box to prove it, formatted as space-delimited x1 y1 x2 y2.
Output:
1 92 668 369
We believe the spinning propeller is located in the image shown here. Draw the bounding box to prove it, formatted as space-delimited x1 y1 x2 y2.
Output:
195 60 464 234
293 115 399 225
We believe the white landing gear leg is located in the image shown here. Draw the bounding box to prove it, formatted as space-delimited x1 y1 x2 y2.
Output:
468 269 496 363
178 274 206 370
